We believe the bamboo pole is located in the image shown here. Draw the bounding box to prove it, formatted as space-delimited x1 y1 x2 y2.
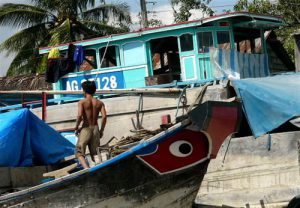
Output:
0 88 182 95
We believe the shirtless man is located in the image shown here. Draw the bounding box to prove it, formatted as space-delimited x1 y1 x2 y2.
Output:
74 81 107 169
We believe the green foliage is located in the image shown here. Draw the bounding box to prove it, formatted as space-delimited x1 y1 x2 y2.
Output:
234 0 300 61
171 0 214 23
148 19 163 28
0 0 131 76
234 0 277 14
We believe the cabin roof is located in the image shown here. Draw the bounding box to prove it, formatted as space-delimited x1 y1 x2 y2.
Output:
39 12 284 54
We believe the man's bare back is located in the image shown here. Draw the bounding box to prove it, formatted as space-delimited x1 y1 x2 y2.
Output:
79 97 103 127
76 95 107 138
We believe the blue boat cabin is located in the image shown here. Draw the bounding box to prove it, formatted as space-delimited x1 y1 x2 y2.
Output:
39 12 286 92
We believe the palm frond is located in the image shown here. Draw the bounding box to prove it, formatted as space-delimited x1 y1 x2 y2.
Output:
30 0 99 13
80 20 128 36
7 43 40 76
48 18 72 46
1 0 130 76
82 3 131 24
0 3 54 28
0 23 48 54
76 0 97 12
78 21 115 37
29 0 58 12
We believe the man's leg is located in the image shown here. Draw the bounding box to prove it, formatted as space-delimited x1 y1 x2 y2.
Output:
76 128 92 169
88 126 101 162
77 155 89 169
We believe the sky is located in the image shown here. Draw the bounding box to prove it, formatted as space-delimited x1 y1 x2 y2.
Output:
0 0 236 77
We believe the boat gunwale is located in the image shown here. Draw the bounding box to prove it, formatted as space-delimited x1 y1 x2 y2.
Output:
0 121 187 202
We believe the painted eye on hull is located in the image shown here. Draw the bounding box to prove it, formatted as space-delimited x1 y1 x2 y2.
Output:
169 140 193 157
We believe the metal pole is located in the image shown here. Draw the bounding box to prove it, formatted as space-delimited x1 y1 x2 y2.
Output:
140 0 148 28
21 94 25 108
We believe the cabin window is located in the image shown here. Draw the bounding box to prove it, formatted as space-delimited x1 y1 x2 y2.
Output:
99 45 119 68
217 31 231 49
149 37 181 82
197 32 213 53
236 38 262 54
233 28 262 54
180 34 194 52
79 49 97 71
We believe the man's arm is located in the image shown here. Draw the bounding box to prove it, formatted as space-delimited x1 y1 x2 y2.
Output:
75 101 83 135
99 103 107 138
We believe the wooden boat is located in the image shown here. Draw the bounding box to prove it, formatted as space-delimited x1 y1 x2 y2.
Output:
38 12 291 95
2 11 289 139
0 11 298 208
0 12 293 139
0 100 241 207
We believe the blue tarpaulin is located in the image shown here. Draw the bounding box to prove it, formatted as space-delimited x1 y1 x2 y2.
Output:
0 109 75 167
233 73 300 138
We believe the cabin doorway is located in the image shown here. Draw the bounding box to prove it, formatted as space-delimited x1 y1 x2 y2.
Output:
146 37 181 86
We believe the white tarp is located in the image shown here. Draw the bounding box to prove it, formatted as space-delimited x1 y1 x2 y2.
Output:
210 48 269 80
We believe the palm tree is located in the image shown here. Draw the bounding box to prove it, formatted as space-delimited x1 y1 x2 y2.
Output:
0 0 131 76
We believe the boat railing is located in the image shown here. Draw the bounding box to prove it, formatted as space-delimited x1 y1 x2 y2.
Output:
0 88 183 121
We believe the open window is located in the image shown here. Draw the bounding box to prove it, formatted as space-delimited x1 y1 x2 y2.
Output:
99 45 119 68
146 37 181 85
217 31 231 50
233 28 262 54
197 31 213 53
79 49 97 71
180 34 194 52
150 37 181 75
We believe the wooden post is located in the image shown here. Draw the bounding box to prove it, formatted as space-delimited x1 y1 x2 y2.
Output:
42 92 47 121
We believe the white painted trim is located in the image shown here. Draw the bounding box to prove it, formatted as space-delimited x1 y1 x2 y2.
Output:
201 131 213 157
136 145 159 157
181 55 197 81
145 65 149 77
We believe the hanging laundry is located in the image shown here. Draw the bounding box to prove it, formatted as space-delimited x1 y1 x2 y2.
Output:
67 44 76 61
73 45 84 68
67 44 76 72
45 58 73 83
48 48 60 59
